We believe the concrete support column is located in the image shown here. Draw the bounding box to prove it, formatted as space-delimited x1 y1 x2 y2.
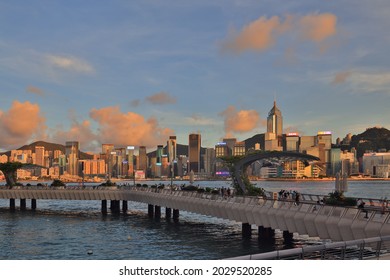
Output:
101 200 107 215
258 226 275 239
165 207 172 219
173 209 179 222
10 198 15 211
111 200 120 214
122 200 128 213
31 199 37 210
20 199 27 211
148 204 154 218
242 223 252 239
283 230 294 242
155 205 161 219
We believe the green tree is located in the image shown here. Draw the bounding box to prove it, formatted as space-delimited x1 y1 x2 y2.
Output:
0 162 23 187
220 155 265 196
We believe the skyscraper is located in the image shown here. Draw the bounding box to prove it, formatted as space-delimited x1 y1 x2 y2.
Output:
138 146 147 175
167 136 177 163
156 145 163 164
65 141 79 176
267 101 283 137
265 101 283 151
126 146 135 176
188 133 201 173
35 146 45 167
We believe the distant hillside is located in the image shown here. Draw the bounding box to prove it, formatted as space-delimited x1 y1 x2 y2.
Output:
1 141 93 160
349 127 390 158
147 143 206 158
244 133 265 151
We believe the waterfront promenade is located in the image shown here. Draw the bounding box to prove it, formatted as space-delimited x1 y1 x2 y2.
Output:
0 185 389 242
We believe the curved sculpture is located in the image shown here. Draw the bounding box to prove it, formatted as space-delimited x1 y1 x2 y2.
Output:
232 151 320 194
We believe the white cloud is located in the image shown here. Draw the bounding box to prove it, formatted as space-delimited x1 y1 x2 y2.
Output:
332 70 390 94
46 54 95 74
349 71 390 93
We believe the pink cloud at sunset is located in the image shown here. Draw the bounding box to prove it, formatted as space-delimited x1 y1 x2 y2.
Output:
26 85 45 96
0 101 175 151
222 12 337 54
146 91 177 105
0 101 46 149
219 106 264 137
50 120 97 152
332 71 352 84
89 106 174 148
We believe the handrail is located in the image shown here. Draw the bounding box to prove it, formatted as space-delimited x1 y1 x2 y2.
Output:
224 235 390 260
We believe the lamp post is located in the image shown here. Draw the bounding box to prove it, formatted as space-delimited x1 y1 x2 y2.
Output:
171 159 177 189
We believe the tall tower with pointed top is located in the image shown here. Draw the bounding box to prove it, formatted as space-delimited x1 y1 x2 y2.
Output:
267 101 283 137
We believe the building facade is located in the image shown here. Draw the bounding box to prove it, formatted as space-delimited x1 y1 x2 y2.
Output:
188 133 201 173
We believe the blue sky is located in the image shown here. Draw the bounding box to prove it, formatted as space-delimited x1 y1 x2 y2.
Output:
1 0 390 152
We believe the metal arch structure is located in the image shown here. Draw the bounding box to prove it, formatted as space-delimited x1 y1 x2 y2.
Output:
232 151 320 193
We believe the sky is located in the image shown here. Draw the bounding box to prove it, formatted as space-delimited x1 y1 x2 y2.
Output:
1 0 390 153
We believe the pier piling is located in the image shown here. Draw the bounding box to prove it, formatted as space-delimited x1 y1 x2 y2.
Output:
258 226 275 240
148 204 154 218
122 200 128 213
101 200 107 215
165 207 172 219
31 199 37 210
242 223 252 239
155 205 161 219
20 199 26 211
110 200 120 214
173 209 179 222
10 198 15 211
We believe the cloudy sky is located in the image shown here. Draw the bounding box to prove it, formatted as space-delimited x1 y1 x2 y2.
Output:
1 0 390 152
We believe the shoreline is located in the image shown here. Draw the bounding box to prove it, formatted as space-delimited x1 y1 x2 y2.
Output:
1 177 390 185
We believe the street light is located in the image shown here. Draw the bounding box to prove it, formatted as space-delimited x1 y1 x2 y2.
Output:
171 159 177 189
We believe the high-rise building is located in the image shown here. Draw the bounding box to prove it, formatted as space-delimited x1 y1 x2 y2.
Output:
204 148 216 176
188 133 201 173
317 131 332 176
102 144 114 155
167 136 177 163
126 146 135 176
223 138 237 155
267 101 283 137
285 133 300 152
35 146 45 167
233 141 246 156
215 142 229 158
156 145 163 164
138 146 147 175
65 141 79 176
265 101 283 151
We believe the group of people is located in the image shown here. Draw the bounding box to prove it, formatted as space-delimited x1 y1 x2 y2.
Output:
278 189 301 205
220 187 232 198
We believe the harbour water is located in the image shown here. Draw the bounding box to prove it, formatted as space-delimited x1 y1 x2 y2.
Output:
0 180 389 260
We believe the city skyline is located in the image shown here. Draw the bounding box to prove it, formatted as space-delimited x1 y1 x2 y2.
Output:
2 1 390 153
